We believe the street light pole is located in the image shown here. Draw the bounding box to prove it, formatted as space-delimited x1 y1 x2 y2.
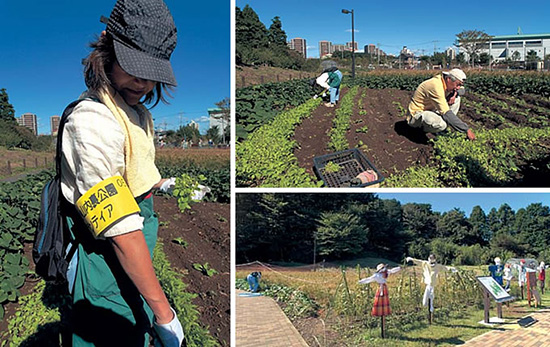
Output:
342 9 355 79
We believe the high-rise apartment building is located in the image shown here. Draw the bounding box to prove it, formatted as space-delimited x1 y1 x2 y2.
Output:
288 38 307 58
332 44 346 53
50 115 60 136
319 41 332 58
346 41 358 52
365 44 377 55
18 113 38 135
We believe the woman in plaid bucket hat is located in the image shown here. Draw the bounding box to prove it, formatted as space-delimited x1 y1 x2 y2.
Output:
358 263 401 337
59 0 184 346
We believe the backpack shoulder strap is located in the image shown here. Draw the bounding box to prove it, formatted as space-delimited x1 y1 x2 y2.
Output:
55 97 102 177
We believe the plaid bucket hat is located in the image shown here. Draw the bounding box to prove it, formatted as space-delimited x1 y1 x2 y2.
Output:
105 0 177 86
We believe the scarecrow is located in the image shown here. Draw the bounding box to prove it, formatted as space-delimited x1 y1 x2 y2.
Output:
503 263 513 292
488 257 504 286
516 259 527 300
538 261 547 294
405 255 457 324
358 263 401 338
526 263 542 307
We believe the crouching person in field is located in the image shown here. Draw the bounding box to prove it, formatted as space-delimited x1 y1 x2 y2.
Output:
407 68 475 140
247 272 262 292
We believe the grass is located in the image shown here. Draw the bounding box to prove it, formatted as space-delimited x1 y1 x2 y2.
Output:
0 147 54 179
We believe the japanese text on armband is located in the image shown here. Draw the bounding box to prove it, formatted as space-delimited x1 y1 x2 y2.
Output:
76 176 140 237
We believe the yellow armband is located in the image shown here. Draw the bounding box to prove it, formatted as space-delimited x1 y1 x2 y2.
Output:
76 176 140 237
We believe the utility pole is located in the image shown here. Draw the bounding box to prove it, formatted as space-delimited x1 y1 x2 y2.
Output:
377 43 380 65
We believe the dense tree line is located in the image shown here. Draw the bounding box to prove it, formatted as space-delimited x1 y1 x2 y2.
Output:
237 194 550 265
235 5 317 71
0 88 53 151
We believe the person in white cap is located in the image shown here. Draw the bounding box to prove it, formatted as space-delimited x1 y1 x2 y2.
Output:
405 255 457 317
407 68 475 140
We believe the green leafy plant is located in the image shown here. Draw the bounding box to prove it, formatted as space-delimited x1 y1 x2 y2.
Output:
324 161 341 173
355 125 369 134
172 237 188 248
193 262 218 277
172 173 206 212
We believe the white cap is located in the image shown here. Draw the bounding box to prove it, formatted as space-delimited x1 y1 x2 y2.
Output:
443 68 467 82
494 257 501 265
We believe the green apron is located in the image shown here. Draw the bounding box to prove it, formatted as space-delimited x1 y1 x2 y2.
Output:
67 194 158 346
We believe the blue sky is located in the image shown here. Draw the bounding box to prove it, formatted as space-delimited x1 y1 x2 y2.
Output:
236 0 550 58
377 192 550 216
1 0 229 135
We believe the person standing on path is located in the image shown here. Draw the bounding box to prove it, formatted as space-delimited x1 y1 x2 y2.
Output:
60 0 184 345
407 68 475 140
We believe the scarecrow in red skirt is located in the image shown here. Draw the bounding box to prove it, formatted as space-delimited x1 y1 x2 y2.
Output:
358 263 401 337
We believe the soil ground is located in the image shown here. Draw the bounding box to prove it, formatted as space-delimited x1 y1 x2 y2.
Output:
0 196 230 346
292 87 550 185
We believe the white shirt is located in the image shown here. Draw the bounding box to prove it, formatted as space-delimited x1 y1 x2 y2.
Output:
60 99 144 238
359 267 401 284
316 72 330 90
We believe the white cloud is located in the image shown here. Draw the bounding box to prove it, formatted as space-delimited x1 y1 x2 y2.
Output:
345 29 360 33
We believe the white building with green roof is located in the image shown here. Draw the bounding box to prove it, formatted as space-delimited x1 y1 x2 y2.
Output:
478 32 550 62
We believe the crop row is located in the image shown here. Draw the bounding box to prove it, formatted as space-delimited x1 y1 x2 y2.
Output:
348 70 550 97
385 126 550 187
328 86 359 151
0 171 50 319
236 79 315 140
236 98 323 187
236 71 550 143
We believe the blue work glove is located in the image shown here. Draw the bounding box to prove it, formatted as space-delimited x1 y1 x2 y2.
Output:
154 308 184 347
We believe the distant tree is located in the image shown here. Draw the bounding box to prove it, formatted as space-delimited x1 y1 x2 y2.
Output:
436 208 475 245
315 211 365 259
468 206 491 244
431 52 448 67
0 88 16 123
214 97 230 144
402 203 438 240
512 51 521 62
176 124 200 143
526 50 540 62
456 52 466 65
235 5 268 65
515 203 550 254
477 52 491 66
205 125 221 144
455 30 492 67
267 16 287 48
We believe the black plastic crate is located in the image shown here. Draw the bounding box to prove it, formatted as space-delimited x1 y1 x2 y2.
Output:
313 149 384 187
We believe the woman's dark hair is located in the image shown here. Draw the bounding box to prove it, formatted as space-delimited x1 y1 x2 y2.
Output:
83 33 172 108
